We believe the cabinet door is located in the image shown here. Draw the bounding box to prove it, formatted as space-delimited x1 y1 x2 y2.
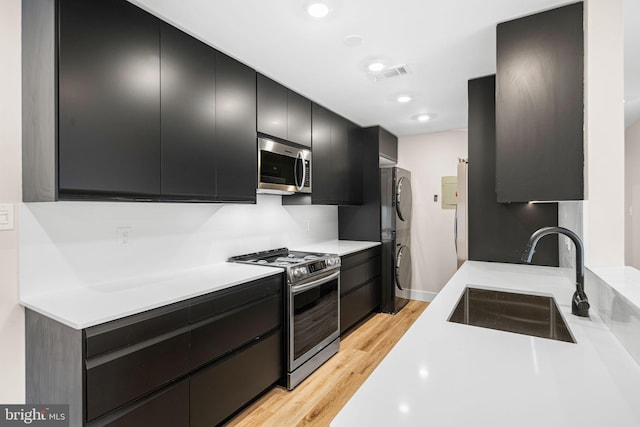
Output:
58 0 160 197
257 74 288 141
160 23 216 199
215 53 257 202
330 114 350 203
287 90 312 147
311 103 333 204
496 3 584 202
346 120 363 205
379 127 398 163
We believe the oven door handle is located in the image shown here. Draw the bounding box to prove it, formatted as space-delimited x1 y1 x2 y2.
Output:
291 270 340 295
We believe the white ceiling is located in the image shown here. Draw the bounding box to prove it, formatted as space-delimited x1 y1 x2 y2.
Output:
131 0 637 136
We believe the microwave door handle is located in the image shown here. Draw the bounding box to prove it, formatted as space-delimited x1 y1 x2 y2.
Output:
294 151 304 191
291 270 340 295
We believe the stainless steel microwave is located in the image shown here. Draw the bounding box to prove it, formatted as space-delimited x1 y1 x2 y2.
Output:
258 137 311 195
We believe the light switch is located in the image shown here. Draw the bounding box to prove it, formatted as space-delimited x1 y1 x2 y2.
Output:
0 204 15 230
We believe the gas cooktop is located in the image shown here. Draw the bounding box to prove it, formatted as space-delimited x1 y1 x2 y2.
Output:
228 248 340 284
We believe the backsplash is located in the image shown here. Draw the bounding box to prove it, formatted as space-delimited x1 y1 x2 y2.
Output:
20 195 338 296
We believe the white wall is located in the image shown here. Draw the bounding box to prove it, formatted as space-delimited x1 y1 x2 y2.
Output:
626 118 640 268
0 0 25 403
397 130 468 298
21 197 337 296
582 0 625 266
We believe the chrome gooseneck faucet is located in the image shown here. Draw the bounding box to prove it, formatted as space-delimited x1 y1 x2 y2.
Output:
521 226 590 317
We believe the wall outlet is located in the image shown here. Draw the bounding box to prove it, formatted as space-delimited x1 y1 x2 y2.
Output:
0 204 15 231
117 227 132 247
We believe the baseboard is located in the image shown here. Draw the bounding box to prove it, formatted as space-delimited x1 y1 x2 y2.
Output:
407 289 438 303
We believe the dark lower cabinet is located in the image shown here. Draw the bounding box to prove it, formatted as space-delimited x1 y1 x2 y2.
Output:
190 331 282 427
58 0 161 197
26 273 284 427
340 247 381 334
88 381 189 427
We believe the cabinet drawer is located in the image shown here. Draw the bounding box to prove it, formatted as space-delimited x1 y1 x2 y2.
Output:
340 278 380 334
86 331 189 422
190 331 281 427
341 247 380 269
88 380 189 427
85 302 189 358
190 293 280 369
189 275 282 324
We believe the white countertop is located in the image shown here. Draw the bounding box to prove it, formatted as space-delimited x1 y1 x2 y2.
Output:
20 263 282 329
332 261 640 427
590 266 640 309
293 240 380 256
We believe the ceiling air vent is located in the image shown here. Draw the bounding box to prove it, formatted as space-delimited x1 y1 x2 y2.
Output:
369 64 409 82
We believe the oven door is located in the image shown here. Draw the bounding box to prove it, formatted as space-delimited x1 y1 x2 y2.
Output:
289 270 340 371
258 138 311 194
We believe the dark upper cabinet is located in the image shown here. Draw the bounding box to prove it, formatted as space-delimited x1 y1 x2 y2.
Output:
378 127 398 163
215 53 257 203
160 23 216 199
310 103 333 203
338 126 397 242
25 0 258 203
58 0 161 197
496 2 584 202
309 103 362 205
468 75 559 266
257 74 311 147
257 74 288 141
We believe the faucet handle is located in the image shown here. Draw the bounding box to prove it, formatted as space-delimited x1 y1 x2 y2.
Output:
572 291 590 317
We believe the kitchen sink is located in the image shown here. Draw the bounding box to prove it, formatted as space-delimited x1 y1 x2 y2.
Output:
448 287 575 343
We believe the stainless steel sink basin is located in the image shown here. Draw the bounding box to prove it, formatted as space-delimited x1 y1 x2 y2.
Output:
448 287 575 343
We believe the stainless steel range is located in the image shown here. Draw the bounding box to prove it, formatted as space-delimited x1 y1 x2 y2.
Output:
229 248 341 390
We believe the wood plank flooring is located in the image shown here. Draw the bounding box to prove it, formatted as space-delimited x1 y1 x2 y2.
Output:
226 300 429 427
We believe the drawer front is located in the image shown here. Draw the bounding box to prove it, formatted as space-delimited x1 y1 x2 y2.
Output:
88 380 189 427
340 246 380 270
190 293 281 369
86 331 189 422
341 254 381 295
190 330 281 427
340 278 380 334
189 274 282 324
85 302 189 358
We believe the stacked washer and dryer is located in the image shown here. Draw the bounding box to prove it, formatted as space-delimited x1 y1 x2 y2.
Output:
380 167 412 314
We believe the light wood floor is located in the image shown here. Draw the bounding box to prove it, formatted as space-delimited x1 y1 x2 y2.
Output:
226 300 429 427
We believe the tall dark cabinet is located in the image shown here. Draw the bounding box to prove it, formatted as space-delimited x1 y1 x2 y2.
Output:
214 53 257 202
160 23 216 199
468 75 559 266
496 2 584 202
58 0 161 197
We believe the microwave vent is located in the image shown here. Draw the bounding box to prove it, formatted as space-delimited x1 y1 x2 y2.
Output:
370 64 409 82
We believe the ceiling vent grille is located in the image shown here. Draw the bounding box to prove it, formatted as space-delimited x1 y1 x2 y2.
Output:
370 64 409 82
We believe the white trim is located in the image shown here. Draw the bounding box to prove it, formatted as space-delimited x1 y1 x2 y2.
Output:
407 289 438 303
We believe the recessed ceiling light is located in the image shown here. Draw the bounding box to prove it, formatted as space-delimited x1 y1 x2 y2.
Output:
343 34 363 47
368 62 385 72
416 113 431 122
397 95 412 103
307 3 329 18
